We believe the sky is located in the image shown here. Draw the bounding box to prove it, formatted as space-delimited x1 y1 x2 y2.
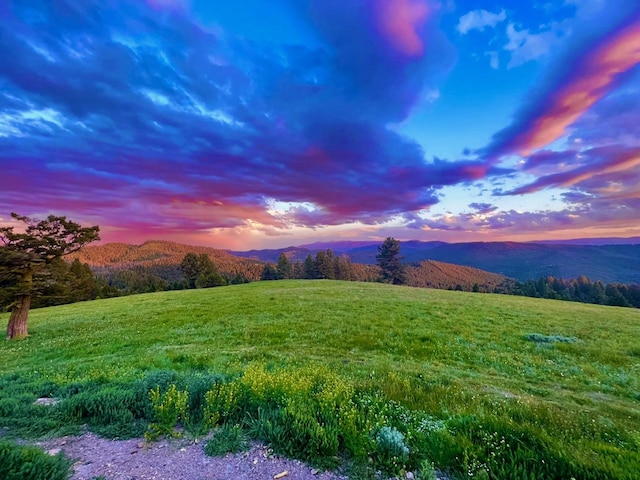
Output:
1 0 640 249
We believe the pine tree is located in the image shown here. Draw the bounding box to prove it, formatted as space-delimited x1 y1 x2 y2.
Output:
303 255 319 279
181 253 226 288
276 253 292 280
1 213 100 340
376 237 406 285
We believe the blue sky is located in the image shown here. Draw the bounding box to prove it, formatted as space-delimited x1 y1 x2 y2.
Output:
1 0 639 249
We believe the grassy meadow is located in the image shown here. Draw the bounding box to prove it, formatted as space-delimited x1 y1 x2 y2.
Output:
1 280 639 479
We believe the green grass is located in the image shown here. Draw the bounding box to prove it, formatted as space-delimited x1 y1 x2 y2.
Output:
0 440 71 480
1 280 639 479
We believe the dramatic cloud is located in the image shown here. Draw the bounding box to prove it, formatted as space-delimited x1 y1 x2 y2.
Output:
0 0 465 242
1 0 639 247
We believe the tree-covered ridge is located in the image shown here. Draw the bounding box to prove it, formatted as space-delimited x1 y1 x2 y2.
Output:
8 238 640 312
509 275 640 308
69 240 264 281
406 260 510 292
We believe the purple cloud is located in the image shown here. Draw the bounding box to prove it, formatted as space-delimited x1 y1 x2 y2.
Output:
0 0 472 239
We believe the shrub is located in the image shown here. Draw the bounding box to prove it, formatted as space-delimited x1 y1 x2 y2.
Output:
374 426 410 475
203 380 243 428
204 423 250 456
145 384 189 441
183 373 228 428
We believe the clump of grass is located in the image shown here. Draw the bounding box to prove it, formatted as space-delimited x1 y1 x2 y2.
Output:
416 459 438 480
0 440 71 480
55 381 150 439
524 333 578 344
204 423 250 456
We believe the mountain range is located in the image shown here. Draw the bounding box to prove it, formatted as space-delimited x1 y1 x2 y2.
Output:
232 240 640 284
70 238 640 286
70 240 510 292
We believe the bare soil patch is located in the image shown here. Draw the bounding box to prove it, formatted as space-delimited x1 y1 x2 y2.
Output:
35 433 349 480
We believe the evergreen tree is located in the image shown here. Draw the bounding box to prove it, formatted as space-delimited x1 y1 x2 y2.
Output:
376 237 406 285
180 253 201 289
261 264 279 280
315 249 336 279
0 213 100 340
180 253 226 288
276 253 292 280
334 255 354 281
303 255 319 279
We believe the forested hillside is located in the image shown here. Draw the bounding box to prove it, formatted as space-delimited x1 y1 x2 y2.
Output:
69 240 264 282
406 260 510 292
335 241 640 284
69 241 511 295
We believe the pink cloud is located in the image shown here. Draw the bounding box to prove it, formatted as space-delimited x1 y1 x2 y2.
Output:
374 0 430 57
507 146 640 195
497 14 640 157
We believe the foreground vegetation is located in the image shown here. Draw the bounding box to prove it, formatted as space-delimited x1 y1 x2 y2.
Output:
1 281 639 479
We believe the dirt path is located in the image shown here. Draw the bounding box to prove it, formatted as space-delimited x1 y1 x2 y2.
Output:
36 433 349 480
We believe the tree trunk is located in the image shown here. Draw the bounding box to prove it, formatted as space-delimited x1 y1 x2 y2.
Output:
6 295 30 340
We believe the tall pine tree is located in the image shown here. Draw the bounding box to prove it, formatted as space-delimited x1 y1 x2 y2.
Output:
376 237 406 285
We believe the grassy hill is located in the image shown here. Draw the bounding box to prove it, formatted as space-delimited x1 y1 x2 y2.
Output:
1 281 639 479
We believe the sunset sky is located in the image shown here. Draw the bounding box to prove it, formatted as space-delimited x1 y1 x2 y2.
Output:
1 0 640 249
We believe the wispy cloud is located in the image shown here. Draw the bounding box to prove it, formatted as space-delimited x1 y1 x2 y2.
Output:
456 9 506 35
504 22 564 68
504 146 640 195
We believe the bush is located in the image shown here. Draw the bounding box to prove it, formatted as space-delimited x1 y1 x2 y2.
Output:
374 426 410 475
0 441 71 480
203 380 243 428
145 384 189 441
183 373 228 428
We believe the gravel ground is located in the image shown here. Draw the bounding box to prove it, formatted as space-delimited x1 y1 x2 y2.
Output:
36 433 350 480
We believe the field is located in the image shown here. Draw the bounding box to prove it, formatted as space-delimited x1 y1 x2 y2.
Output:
1 280 639 479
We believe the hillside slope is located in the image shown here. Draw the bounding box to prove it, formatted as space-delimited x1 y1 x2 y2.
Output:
406 260 509 291
69 240 265 281
1 281 638 478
